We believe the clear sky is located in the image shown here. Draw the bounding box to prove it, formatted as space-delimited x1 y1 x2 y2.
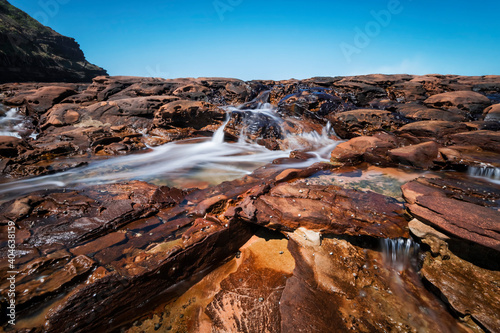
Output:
11 0 500 80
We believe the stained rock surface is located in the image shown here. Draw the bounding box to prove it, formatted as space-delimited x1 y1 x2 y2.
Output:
403 174 500 333
402 175 500 251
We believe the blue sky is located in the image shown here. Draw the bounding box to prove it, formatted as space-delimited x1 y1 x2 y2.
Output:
11 0 500 80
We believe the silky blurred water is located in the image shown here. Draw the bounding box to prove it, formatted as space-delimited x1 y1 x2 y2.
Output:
0 107 24 138
0 102 341 201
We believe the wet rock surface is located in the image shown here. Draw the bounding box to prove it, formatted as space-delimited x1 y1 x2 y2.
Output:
402 175 500 252
403 174 500 333
0 74 499 332
409 219 500 333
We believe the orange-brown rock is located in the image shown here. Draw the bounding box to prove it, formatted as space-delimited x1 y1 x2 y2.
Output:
415 228 500 333
483 103 500 121
1 74 500 332
409 217 500 332
398 120 469 140
450 130 500 153
237 181 408 239
388 141 440 169
154 100 225 129
330 135 396 165
40 104 82 128
424 91 491 118
331 109 405 138
4 85 77 114
396 103 466 122
279 233 471 333
402 176 500 252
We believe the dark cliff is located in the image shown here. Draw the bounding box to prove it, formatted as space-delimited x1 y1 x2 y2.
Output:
0 0 107 83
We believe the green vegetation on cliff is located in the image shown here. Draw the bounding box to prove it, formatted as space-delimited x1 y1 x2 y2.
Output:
0 0 107 83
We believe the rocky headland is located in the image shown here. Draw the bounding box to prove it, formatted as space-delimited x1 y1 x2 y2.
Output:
0 1 107 83
0 73 499 332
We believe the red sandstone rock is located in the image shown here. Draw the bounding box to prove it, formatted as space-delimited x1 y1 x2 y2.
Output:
5 85 78 114
396 103 466 122
416 231 500 333
330 135 396 165
40 104 82 128
236 181 408 239
398 120 469 140
278 231 469 333
331 109 405 138
1 74 499 332
388 141 440 169
450 130 500 153
424 91 491 117
402 176 500 251
154 100 225 129
483 103 500 121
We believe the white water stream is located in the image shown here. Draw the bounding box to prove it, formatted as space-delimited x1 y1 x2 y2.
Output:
468 165 500 184
0 107 24 138
0 102 341 201
382 238 420 272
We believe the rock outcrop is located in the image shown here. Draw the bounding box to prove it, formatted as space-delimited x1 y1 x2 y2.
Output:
402 174 500 332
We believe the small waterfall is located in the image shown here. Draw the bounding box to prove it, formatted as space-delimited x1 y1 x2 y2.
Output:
0 107 24 138
468 165 500 184
211 112 231 144
381 238 420 272
0 96 342 202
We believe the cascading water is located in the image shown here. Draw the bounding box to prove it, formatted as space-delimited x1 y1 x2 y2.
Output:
0 107 25 138
381 238 420 272
211 113 231 144
468 165 500 184
0 99 341 202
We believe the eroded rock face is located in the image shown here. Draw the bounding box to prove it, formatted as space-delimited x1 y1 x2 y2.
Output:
388 141 440 169
483 103 500 121
154 100 225 129
424 91 491 118
398 120 469 140
236 181 408 239
277 88 354 120
126 228 473 333
0 179 260 332
331 109 405 139
4 85 79 115
402 176 500 332
450 130 500 153
1 74 499 178
409 219 500 332
402 175 500 252
279 233 470 333
330 135 396 165
396 103 466 122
